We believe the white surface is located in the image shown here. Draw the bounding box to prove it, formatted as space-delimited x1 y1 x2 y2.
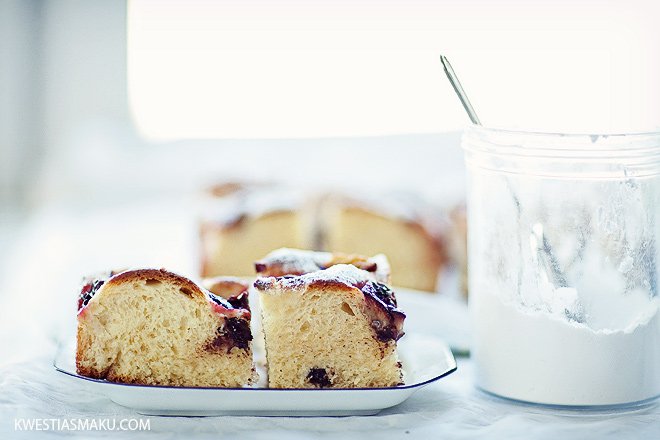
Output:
1 202 659 439
54 334 456 416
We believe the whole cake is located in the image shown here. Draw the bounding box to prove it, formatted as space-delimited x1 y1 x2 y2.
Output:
254 249 405 388
76 268 256 387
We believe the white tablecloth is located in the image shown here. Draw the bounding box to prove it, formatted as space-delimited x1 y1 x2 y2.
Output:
1 201 659 439
3 351 659 439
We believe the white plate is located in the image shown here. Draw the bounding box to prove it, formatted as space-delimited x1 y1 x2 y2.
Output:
54 333 456 416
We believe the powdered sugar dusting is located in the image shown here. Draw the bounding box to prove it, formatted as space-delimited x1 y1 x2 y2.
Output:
256 263 378 292
255 248 390 283
200 186 307 226
256 248 331 275
299 263 378 286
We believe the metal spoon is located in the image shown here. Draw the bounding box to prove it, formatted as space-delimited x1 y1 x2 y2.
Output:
439 55 482 126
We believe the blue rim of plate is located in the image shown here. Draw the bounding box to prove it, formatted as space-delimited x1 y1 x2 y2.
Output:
53 344 457 392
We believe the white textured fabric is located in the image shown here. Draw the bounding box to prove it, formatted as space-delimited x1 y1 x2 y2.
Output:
2 351 659 439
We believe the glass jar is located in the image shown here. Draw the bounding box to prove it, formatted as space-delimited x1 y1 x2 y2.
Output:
462 126 660 407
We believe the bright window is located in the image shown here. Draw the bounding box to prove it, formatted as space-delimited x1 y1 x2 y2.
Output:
128 0 660 140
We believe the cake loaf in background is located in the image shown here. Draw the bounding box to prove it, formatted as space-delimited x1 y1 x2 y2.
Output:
198 181 461 293
198 182 314 278
318 191 449 292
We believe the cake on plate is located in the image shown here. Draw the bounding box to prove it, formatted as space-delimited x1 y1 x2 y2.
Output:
254 248 405 388
76 268 256 387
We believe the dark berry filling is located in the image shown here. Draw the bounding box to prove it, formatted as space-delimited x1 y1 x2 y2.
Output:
226 291 250 311
307 368 332 388
361 281 398 309
371 318 404 342
209 317 253 352
77 279 106 310
359 281 405 343
208 292 233 309
225 317 253 349
77 270 123 311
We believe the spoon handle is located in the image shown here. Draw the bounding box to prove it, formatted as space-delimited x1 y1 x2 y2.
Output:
440 55 482 126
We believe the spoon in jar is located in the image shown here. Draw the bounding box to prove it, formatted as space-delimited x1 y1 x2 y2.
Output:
439 54 569 291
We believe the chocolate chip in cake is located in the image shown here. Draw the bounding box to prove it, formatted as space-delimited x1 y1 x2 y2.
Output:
307 368 332 388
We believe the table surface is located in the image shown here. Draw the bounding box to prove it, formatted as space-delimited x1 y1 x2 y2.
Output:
1 200 659 440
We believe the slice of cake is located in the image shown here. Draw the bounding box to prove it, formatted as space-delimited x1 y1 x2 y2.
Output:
254 249 405 388
76 268 256 387
198 182 312 278
319 191 448 292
